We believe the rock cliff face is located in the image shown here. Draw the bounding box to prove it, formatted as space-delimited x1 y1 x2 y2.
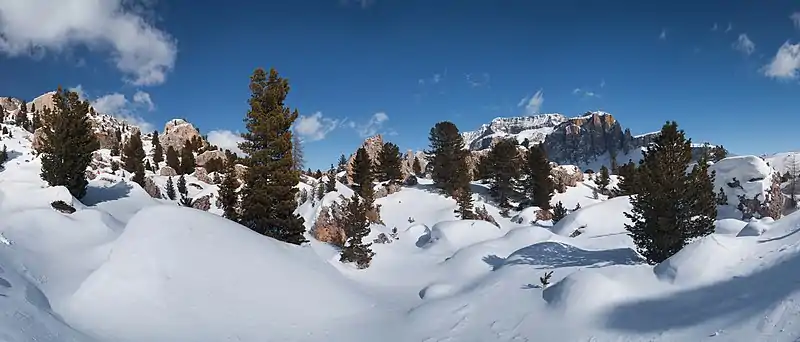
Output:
543 112 652 166
461 114 567 150
161 119 202 153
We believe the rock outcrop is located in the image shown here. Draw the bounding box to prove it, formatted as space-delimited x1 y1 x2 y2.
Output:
144 177 162 199
345 135 384 183
461 114 567 150
193 167 212 183
196 150 226 167
543 112 650 167
711 156 784 220
161 119 202 153
159 166 178 177
192 194 213 211
551 165 584 188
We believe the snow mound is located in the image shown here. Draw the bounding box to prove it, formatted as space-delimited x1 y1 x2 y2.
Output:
550 196 633 247
654 234 747 285
418 283 455 300
500 241 641 270
711 156 774 209
64 205 375 342
423 220 504 251
543 269 628 316
715 218 749 235
737 217 775 237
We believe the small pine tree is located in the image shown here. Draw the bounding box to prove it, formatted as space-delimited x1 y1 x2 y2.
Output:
486 139 520 208
597 165 611 195
0 145 7 165
454 185 475 219
716 187 728 205
15 101 27 127
177 174 187 197
165 176 177 200
144 159 152 172
314 169 323 179
218 162 240 221
179 195 194 207
412 156 422 176
377 142 403 183
337 154 348 172
520 145 554 209
339 193 375 269
180 140 196 174
552 201 568 223
165 145 180 172
31 109 42 131
326 167 337 192
1 126 8 135
315 182 325 201
110 160 120 172
152 130 164 166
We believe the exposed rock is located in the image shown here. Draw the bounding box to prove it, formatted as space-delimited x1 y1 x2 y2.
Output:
0 97 21 113
51 200 76 214
161 119 202 153
712 156 784 220
159 166 177 177
194 167 212 183
403 175 418 186
475 205 499 228
234 164 248 181
192 194 213 211
84 169 97 180
400 150 428 178
543 112 646 167
346 135 384 183
536 208 554 221
29 91 57 113
196 150 226 167
551 165 584 188
93 128 120 149
375 183 402 199
311 203 346 247
31 127 46 151
143 177 162 199
461 114 567 150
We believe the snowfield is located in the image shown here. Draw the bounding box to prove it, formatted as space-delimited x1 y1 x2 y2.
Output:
2 124 800 341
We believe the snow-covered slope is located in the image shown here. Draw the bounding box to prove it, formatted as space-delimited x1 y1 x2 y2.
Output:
461 113 567 150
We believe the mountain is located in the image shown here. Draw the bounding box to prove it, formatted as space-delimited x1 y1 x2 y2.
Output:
461 113 567 150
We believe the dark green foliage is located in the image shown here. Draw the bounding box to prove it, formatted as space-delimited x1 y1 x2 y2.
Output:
219 161 240 221
238 68 306 245
597 165 611 195
474 154 490 181
1 126 7 135
377 142 403 183
412 156 422 176
179 195 194 207
486 139 520 208
15 101 27 127
352 147 375 204
110 144 120 156
180 140 196 174
204 157 224 174
122 131 146 188
552 201 567 223
624 121 717 264
165 146 180 171
166 176 176 200
716 187 728 205
39 87 99 199
314 169 323 179
152 130 163 165
0 145 7 165
315 182 325 200
613 160 638 196
337 154 347 172
31 110 41 132
339 193 375 269
426 121 471 196
710 145 728 162
177 174 187 197
326 166 337 192
520 145 554 209
455 185 475 219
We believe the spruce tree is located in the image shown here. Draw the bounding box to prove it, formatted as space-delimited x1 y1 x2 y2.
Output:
352 147 375 204
426 121 470 196
0 145 7 165
552 201 568 223
165 145 180 172
315 169 323 179
177 174 187 197
122 131 146 187
339 192 375 269
412 156 422 176
716 187 728 205
486 139 520 208
613 160 638 196
377 142 402 183
144 159 152 173
15 101 27 127
165 176 176 200
455 184 475 219
179 195 194 207
31 109 41 131
180 140 196 174
624 121 717 264
597 165 611 195
238 68 306 245
218 161 240 221
337 154 348 172
39 87 99 199
152 130 164 166
520 144 554 209
326 166 337 192
292 135 304 171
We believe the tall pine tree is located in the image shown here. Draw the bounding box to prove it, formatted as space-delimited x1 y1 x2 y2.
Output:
180 140 196 174
519 144 554 209
152 130 164 167
426 121 470 196
624 121 717 264
377 142 402 183
165 176 176 200
15 101 27 127
238 68 306 245
486 139 520 208
613 160 638 196
177 174 187 197
122 131 146 187
352 147 375 204
337 154 348 172
339 193 375 269
39 87 99 199
165 145 180 172
412 156 422 176
596 165 611 195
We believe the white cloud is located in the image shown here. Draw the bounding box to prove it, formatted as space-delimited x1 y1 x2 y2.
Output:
339 0 374 8
207 130 245 156
600 79 605 88
466 72 490 87
572 88 582 94
69 84 87 100
733 33 755 55
132 90 154 111
792 12 800 29
91 92 155 132
711 22 718 31
725 22 733 33
294 111 340 141
517 90 544 115
659 29 667 40
351 112 390 138
572 88 600 98
0 0 177 86
763 41 800 80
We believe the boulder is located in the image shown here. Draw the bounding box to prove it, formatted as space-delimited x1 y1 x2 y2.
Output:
196 150 226 167
312 205 346 247
551 165 584 188
234 164 248 181
192 194 212 211
403 175 418 186
160 119 202 153
93 128 120 149
143 177 162 199
159 166 177 177
374 183 401 199
31 127 46 152
193 167 212 184
51 200 76 214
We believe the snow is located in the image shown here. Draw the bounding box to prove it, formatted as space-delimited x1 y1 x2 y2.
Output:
7 115 800 341
711 155 775 217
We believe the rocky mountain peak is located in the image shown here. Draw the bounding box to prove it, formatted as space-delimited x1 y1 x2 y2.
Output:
461 113 568 150
161 118 202 152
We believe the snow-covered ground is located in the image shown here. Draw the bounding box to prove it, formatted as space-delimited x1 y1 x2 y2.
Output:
3 123 800 341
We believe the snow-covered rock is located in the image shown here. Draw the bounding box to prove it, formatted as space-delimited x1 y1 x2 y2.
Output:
711 155 783 219
461 113 567 150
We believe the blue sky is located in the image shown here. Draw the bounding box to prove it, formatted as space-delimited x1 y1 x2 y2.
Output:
1 0 800 170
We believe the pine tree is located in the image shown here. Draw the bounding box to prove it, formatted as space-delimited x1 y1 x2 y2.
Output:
122 131 146 187
339 193 375 269
377 142 402 183
39 87 99 199
520 144 554 209
426 121 470 196
15 101 27 127
412 156 422 176
218 161 240 220
454 185 475 219
238 68 306 245
177 174 187 197
144 159 152 173
597 165 611 195
315 182 325 201
337 154 348 172
552 201 568 223
31 109 42 131
110 144 120 156
613 160 638 196
315 169 323 179
352 147 375 204
292 135 304 171
0 145 7 165
710 145 728 162
486 139 520 208
624 121 717 264
165 145 180 172
180 140 196 174
152 130 164 166
326 166 337 192
716 187 728 205
165 176 176 200
179 195 194 207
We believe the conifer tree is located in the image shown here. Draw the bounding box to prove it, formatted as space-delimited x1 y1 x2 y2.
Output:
204 157 224 174
152 130 164 166
710 145 728 162
180 140 196 174
352 147 375 204
238 68 306 245
455 185 475 219
179 195 194 207
624 121 717 264
552 201 568 223
292 135 304 171
597 165 611 195
326 166 337 192
218 161 240 221
165 176 176 200
315 169 323 179
426 121 470 196
165 145 180 171
486 139 520 208
122 131 146 187
613 160 638 196
339 193 375 269
144 159 152 173
337 154 348 172
31 109 42 132
15 101 27 127
716 187 728 205
177 174 187 197
0 145 7 165
377 142 402 183
412 156 422 176
520 144 554 209
39 87 99 199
